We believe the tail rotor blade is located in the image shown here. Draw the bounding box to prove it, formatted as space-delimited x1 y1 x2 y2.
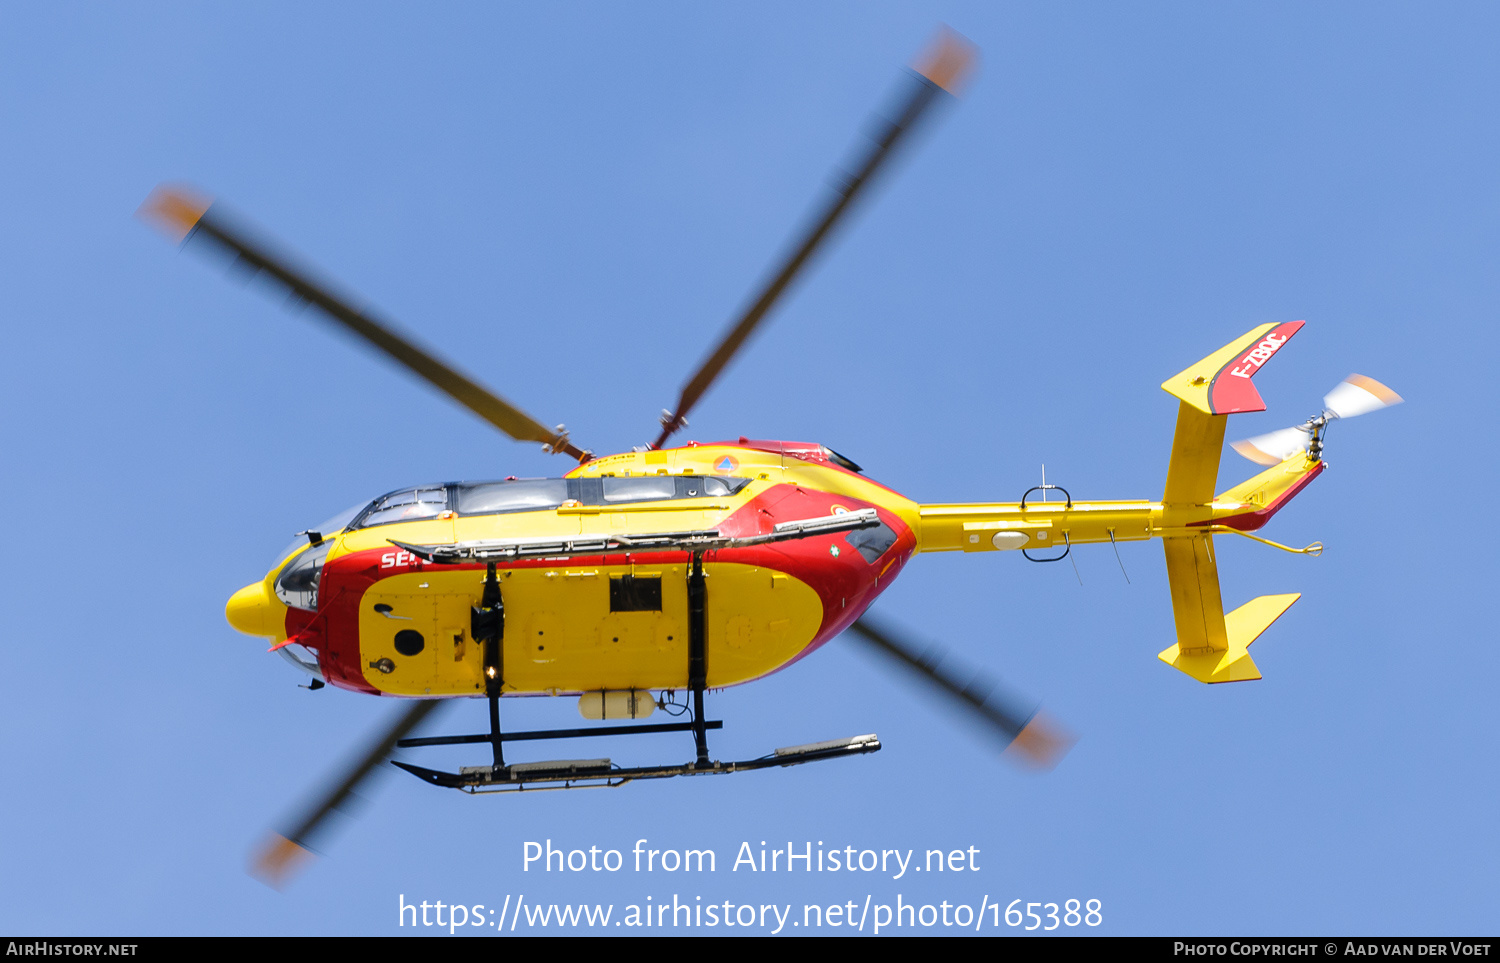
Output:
1230 426 1314 466
1231 374 1402 465
250 699 443 889
846 616 1072 769
1323 374 1403 420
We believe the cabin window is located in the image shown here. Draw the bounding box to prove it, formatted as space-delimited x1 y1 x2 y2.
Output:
610 575 663 612
845 520 897 564
823 447 863 473
700 476 751 497
602 476 676 503
452 479 568 515
393 630 425 656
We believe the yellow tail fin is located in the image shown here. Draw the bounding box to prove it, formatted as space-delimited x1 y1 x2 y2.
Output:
1160 320 1305 506
1156 534 1298 684
1163 404 1227 506
1156 323 1308 682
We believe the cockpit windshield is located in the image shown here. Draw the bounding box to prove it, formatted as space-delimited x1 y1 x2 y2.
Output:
274 538 333 611
276 501 367 565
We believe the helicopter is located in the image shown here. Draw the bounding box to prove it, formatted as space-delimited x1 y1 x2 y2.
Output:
139 30 1399 887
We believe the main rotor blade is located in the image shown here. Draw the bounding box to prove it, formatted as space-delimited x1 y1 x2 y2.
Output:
652 29 976 448
250 699 443 889
139 186 588 461
846 615 1072 769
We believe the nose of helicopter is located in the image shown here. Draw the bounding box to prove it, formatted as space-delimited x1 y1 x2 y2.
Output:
226 580 284 637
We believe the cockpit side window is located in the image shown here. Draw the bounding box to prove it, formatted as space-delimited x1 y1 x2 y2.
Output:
595 475 750 503
351 487 448 529
452 479 568 515
602 475 676 502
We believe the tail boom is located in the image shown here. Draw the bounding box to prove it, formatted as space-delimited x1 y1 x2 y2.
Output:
913 451 1323 555
916 322 1326 684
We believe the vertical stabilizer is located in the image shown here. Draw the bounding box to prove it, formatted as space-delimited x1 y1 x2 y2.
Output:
1156 323 1308 683
1163 403 1227 506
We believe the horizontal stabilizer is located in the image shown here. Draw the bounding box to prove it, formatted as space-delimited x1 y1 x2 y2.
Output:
1158 593 1299 684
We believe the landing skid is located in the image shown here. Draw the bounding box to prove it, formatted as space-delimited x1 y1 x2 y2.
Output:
392 734 881 794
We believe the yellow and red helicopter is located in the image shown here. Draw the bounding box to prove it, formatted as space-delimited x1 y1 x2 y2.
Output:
140 31 1399 884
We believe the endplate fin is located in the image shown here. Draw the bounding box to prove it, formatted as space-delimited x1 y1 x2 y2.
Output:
1158 592 1300 684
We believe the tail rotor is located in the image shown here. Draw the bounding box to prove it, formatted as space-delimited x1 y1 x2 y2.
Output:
1231 374 1402 466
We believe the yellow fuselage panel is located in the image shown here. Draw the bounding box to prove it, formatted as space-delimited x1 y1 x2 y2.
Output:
356 562 823 695
338 517 457 556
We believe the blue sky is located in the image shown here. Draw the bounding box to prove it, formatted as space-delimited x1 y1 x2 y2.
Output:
1 3 1495 936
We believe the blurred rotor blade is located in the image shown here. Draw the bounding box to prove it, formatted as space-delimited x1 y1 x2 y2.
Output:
250 699 443 889
1230 426 1314 466
138 185 588 461
652 29 976 448
1323 374 1403 420
846 615 1072 769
